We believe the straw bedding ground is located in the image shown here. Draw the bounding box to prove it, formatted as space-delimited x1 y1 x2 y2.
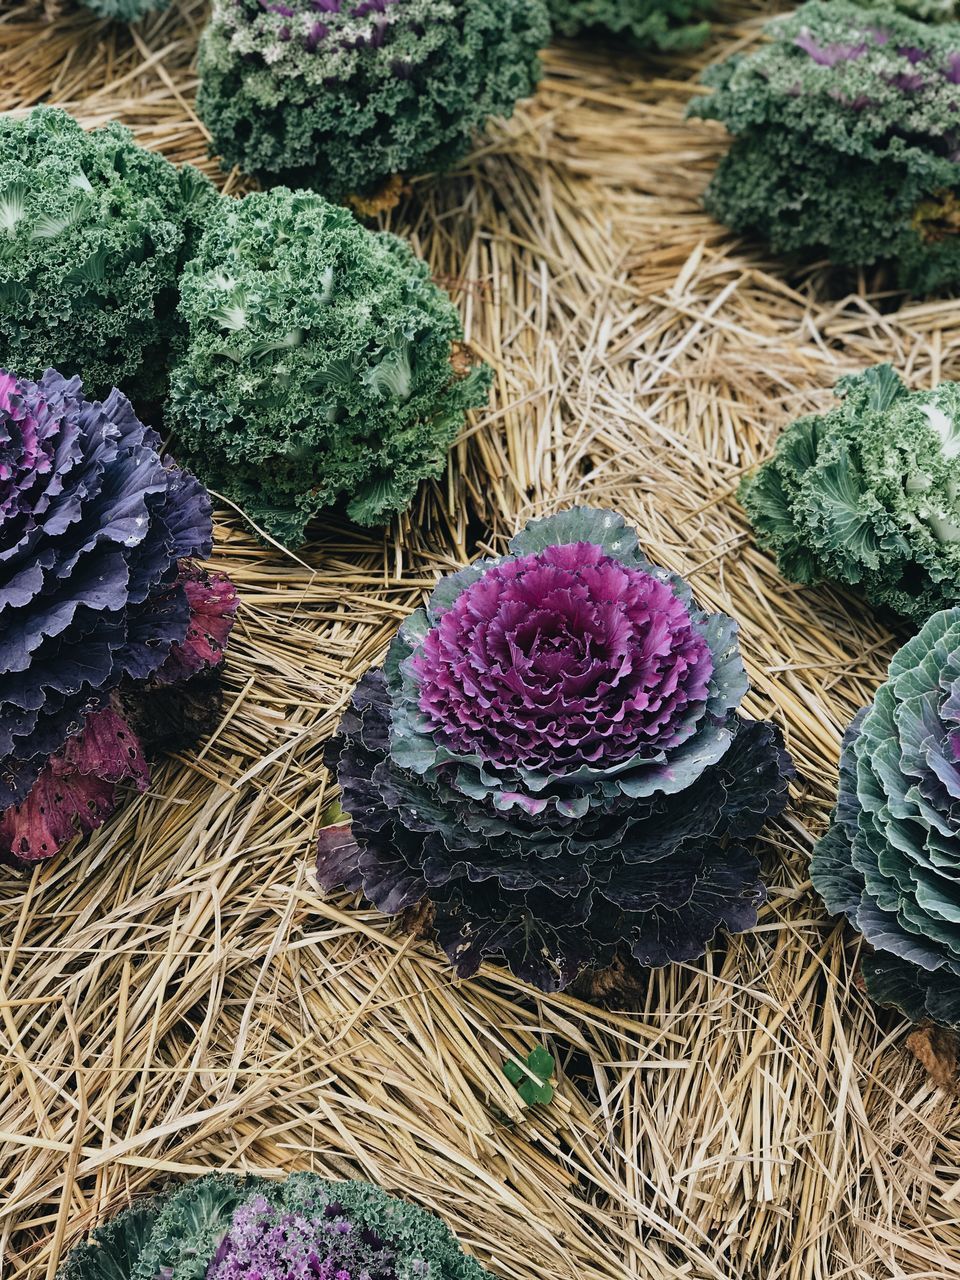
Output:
2 2 960 1277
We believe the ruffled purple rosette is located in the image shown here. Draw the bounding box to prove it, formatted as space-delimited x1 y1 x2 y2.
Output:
812 607 960 1027
207 1190 400 1280
318 507 793 992
0 368 238 866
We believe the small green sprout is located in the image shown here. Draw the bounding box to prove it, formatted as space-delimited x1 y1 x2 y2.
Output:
503 1045 556 1106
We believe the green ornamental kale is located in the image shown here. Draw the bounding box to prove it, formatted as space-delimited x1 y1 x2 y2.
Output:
0 106 215 400
546 0 710 51
166 187 492 545
196 0 550 200
79 1 169 20
740 365 960 626
812 608 960 1028
854 0 958 20
56 1172 493 1280
688 1 960 292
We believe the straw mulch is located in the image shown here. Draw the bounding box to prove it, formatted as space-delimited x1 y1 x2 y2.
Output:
3 2 960 1277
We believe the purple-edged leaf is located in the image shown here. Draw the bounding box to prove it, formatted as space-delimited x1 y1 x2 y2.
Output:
315 822 364 895
0 708 149 863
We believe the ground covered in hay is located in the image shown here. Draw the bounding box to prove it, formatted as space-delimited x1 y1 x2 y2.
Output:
2 2 960 1277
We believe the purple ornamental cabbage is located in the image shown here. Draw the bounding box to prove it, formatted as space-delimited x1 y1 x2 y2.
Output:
318 508 794 991
0 368 238 867
55 1173 493 1280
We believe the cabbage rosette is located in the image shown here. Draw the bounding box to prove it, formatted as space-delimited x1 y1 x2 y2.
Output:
57 1172 492 1280
812 607 960 1027
0 368 237 867
740 364 960 625
318 508 793 990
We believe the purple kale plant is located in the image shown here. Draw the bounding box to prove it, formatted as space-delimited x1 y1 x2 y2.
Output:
56 1173 493 1280
196 0 550 199
0 368 238 868
317 508 793 992
207 1193 398 1280
688 1 960 292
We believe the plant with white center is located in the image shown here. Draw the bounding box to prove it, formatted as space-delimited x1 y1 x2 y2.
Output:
740 364 960 625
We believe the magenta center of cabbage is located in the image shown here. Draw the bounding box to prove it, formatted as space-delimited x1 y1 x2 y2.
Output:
413 542 714 772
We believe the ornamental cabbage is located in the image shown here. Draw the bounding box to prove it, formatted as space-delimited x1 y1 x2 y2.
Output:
688 1 960 292
740 364 960 626
166 187 491 546
56 1172 492 1280
0 107 215 401
547 0 710 50
317 508 793 992
0 369 237 868
812 608 960 1027
196 0 550 200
